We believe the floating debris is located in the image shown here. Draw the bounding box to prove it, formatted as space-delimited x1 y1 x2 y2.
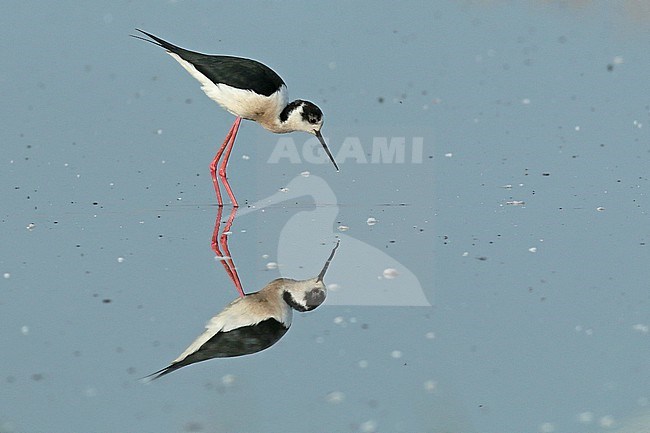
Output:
366 217 378 226
528 247 537 253
337 225 350 232
596 206 605 211
265 262 278 270
506 200 525 206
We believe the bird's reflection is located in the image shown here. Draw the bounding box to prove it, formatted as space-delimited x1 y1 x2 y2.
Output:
146 239 339 380
211 205 244 297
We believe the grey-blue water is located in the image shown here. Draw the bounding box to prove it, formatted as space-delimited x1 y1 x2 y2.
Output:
2 1 649 432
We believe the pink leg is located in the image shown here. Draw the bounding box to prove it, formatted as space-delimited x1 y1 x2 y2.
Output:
211 206 245 297
209 117 241 207
218 117 241 208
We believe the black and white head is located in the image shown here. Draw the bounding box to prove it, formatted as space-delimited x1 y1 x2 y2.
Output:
280 100 339 171
282 241 339 312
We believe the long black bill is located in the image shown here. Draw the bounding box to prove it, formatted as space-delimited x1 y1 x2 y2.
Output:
316 240 340 283
315 130 340 172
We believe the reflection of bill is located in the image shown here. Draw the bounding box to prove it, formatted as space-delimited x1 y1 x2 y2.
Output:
144 242 338 381
240 174 432 306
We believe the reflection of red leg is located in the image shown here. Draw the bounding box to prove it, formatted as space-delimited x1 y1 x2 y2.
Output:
210 117 241 207
211 206 245 298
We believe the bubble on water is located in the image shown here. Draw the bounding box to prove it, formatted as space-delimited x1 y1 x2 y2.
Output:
3 273 10 279
241 155 250 160
366 217 377 226
359 420 377 433
539 422 555 432
599 415 615 428
577 412 594 424
325 391 345 404
382 268 398 279
221 374 236 386
265 262 278 270
327 283 340 292
423 380 437 393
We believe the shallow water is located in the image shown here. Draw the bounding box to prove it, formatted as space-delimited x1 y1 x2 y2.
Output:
2 2 650 432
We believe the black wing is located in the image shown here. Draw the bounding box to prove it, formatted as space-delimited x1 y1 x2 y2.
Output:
146 318 289 380
134 29 285 97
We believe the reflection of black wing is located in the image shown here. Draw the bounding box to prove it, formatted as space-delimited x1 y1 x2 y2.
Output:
147 319 289 380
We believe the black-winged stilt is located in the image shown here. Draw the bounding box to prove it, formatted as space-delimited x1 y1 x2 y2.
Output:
145 241 339 380
132 29 339 207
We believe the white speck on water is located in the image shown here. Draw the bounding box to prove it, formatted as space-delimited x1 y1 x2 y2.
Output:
522 98 531 105
613 55 624 64
241 154 250 160
265 262 278 270
161 160 166 164
632 323 649 333
176 197 182 201
300 171 310 177
221 374 236 386
358 360 368 368
26 223 36 231
633 120 643 128
261 254 269 259
445 152 453 157
425 331 435 340
21 326 29 335
382 268 399 279
338 225 350 232
501 184 513 189
325 391 345 404
577 412 594 424
462 251 469 257
333 316 345 325
539 422 555 433
359 419 377 433
3 273 10 279
423 380 437 392
596 206 605 211
528 247 537 253
599 415 615 428
506 200 525 206
155 129 163 135
390 350 403 359
366 217 377 226
327 283 340 291
279 187 289 193
117 257 125 263
575 126 580 131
